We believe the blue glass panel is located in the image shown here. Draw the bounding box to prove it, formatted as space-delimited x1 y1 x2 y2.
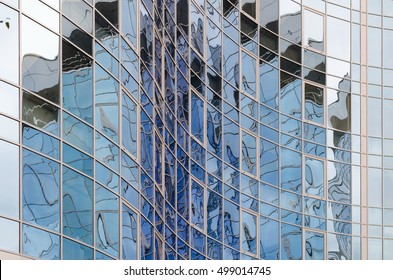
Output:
177 215 189 243
328 162 351 203
62 40 93 124
260 217 279 260
260 124 279 142
121 151 138 188
96 42 119 78
63 166 93 245
122 204 138 260
223 34 239 87
281 191 302 212
260 104 278 129
304 215 326 230
122 91 137 157
223 163 240 189
281 223 302 260
95 184 119 257
225 184 239 204
191 227 205 254
140 111 154 175
165 242 176 260
191 180 204 230
280 134 302 152
281 114 302 137
241 194 258 212
95 251 114 260
63 238 93 260
281 147 302 193
207 153 222 179
95 12 119 56
23 149 59 231
96 161 119 192
242 131 256 175
207 189 222 240
223 246 240 260
141 196 154 223
141 170 154 202
140 217 154 259
304 123 326 145
304 141 326 158
63 143 93 177
223 117 239 167
305 231 324 260
327 233 351 260
22 224 60 260
207 238 222 260
305 157 324 197
22 124 60 160
260 183 279 205
191 92 204 142
95 64 119 142
281 209 302 226
122 0 137 47
63 111 93 155
121 180 138 209
304 197 326 218
121 66 138 99
260 63 278 109
242 211 257 254
177 238 189 259
241 52 256 96
95 132 119 172
177 165 189 219
224 199 240 249
260 202 279 219
260 139 278 186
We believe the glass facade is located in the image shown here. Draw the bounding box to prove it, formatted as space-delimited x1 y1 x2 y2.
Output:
0 0 388 260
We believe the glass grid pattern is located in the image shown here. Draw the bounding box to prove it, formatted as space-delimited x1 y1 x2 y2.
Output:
0 0 388 260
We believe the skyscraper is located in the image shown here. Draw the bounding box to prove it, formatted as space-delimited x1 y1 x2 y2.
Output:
0 0 390 260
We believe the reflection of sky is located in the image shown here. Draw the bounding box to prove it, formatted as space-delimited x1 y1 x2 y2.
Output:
0 4 18 83
280 0 300 15
22 16 59 60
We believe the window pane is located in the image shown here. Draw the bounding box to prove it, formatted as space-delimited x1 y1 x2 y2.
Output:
63 111 93 155
304 10 324 51
0 115 18 142
21 0 59 33
0 4 18 84
121 0 137 47
0 217 19 253
22 16 59 103
23 149 60 231
305 231 324 260
22 224 60 260
62 0 93 34
63 166 93 245
63 238 93 260
122 204 138 260
95 0 118 27
22 124 60 160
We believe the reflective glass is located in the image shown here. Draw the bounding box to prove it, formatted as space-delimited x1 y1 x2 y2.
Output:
281 223 301 260
23 149 60 231
141 217 154 259
63 143 93 177
281 148 302 193
0 4 18 84
327 88 351 132
95 131 119 172
0 140 19 218
327 16 350 61
96 161 119 192
260 63 278 109
63 238 93 260
191 92 204 142
305 157 324 197
303 10 323 51
22 224 60 260
241 51 256 96
0 115 18 142
305 231 324 260
95 0 118 27
22 16 59 103
223 117 239 168
207 189 222 240
96 42 119 78
260 139 278 186
0 81 18 118
21 0 59 32
63 166 93 245
328 161 351 204
259 0 278 33
62 40 93 124
121 151 138 188
63 112 93 155
95 13 119 57
122 0 137 47
280 0 301 45
62 0 93 34
0 217 19 253
242 132 256 175
242 211 257 254
95 64 119 142
122 92 137 156
22 92 60 136
62 17 93 55
305 83 324 125
122 204 138 260
191 181 204 230
22 124 59 160
280 72 302 119
304 123 325 145
121 38 138 79
224 199 240 249
95 184 119 257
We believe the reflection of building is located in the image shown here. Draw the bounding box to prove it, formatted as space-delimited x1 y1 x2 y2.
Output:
0 0 391 260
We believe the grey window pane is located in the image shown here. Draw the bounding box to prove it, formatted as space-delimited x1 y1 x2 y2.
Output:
0 140 19 218
22 149 60 231
280 0 301 45
259 0 278 33
0 80 19 118
62 17 93 55
21 0 59 33
327 16 350 61
22 92 60 136
22 224 60 260
95 0 118 27
22 16 59 104
62 0 93 34
303 10 324 51
0 115 18 142
95 12 119 58
0 4 18 84
121 0 137 47
63 166 93 245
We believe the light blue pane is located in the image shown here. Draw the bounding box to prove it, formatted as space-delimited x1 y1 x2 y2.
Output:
95 64 119 142
281 223 302 260
96 161 119 192
63 166 93 245
281 148 302 193
23 149 60 231
95 131 119 172
241 51 256 96
224 200 240 249
260 139 278 186
191 92 204 142
63 238 93 260
63 111 93 155
305 231 324 260
121 151 138 188
96 42 119 78
242 211 257 254
95 184 119 258
63 143 93 177
22 224 60 260
242 131 256 175
191 180 204 230
22 124 60 160
305 157 324 197
122 204 138 260
260 217 279 260
122 91 137 157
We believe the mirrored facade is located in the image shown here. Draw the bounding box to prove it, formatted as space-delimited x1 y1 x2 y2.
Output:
0 0 388 260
